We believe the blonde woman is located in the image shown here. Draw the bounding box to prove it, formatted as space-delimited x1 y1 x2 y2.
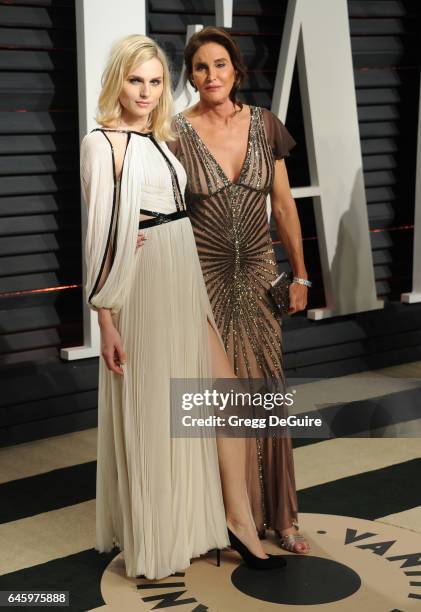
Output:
82 35 286 580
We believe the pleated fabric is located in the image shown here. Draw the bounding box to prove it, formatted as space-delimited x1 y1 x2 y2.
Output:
81 131 144 313
81 130 229 579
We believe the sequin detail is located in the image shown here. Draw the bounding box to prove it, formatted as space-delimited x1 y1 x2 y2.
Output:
174 108 283 379
173 107 298 532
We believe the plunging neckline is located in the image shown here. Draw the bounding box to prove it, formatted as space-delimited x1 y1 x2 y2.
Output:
180 106 255 186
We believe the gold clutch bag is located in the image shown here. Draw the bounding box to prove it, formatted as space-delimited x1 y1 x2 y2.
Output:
268 271 292 316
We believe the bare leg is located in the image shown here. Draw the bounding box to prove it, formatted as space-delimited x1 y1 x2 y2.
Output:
208 322 268 559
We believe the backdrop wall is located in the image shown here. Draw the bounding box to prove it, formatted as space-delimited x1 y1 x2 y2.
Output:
1 0 421 445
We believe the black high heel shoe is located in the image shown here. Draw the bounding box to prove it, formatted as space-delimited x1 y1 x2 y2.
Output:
219 528 286 570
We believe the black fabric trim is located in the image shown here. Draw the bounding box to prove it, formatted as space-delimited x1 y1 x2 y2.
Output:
138 210 188 229
139 208 160 217
93 127 152 137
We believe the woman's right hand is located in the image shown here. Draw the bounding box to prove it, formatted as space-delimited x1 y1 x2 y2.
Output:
98 309 126 375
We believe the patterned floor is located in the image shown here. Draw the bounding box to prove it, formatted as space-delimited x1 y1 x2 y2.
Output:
1 362 420 611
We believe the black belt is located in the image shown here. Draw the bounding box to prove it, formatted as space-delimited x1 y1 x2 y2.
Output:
138 209 188 229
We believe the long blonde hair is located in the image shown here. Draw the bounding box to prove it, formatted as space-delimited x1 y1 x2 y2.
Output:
96 34 174 141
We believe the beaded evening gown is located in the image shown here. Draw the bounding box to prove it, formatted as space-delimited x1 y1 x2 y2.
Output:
169 106 299 532
81 128 229 580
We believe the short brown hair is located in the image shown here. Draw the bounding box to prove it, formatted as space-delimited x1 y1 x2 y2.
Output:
184 27 247 109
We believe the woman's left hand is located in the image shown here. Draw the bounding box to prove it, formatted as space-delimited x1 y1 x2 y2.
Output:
288 282 308 314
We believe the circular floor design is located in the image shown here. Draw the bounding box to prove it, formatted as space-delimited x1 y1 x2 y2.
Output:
231 555 361 605
99 513 421 611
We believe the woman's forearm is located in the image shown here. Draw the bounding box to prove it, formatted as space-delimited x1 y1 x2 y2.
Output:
272 199 307 278
98 307 114 329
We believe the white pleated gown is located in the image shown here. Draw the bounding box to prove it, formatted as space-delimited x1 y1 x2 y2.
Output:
80 130 229 580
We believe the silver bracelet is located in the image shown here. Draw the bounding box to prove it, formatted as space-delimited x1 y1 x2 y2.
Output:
292 276 312 287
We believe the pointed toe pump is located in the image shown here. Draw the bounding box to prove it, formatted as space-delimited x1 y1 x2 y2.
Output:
216 528 287 570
